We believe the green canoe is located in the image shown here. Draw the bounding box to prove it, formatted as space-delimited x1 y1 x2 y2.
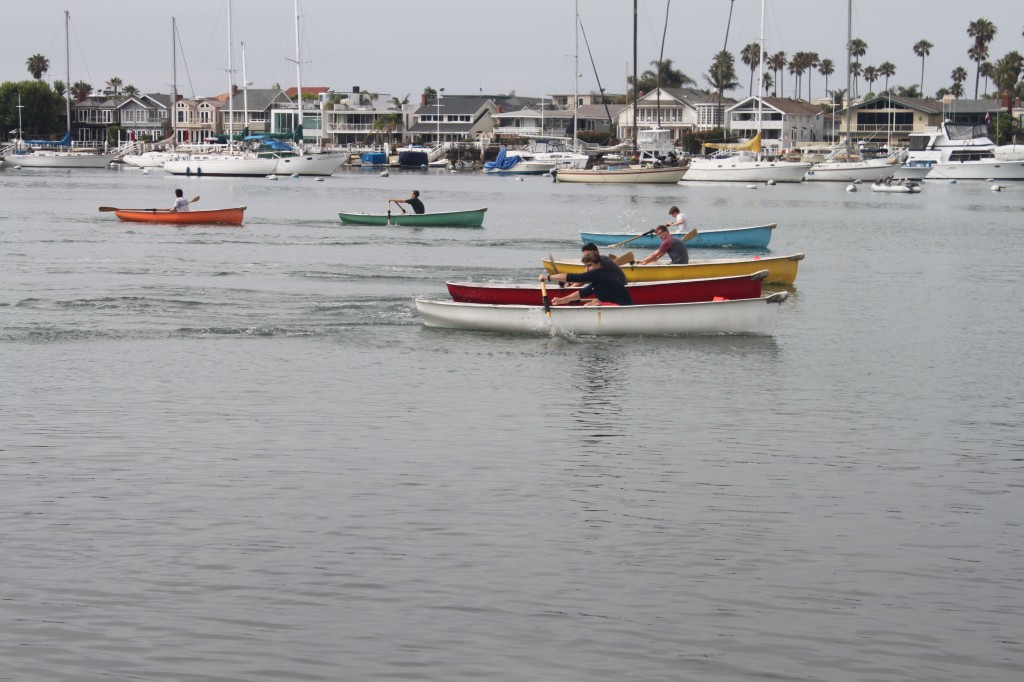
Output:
338 208 487 227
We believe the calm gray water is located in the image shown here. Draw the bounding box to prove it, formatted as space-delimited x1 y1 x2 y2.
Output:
2 164 1022 681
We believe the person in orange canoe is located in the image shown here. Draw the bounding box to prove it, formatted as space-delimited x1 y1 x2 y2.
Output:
170 188 190 212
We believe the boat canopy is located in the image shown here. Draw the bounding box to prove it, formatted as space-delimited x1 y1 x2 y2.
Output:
944 123 988 141
484 147 520 171
24 131 73 147
704 132 761 153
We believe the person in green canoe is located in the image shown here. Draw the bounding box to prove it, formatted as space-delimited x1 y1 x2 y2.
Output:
389 190 425 214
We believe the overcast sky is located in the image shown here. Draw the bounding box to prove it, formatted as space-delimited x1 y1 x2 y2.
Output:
4 1 1021 102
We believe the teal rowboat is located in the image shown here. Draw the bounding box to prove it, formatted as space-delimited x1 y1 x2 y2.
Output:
580 223 775 249
338 208 487 227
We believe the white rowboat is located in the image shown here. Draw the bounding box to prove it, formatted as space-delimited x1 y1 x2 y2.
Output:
415 293 788 336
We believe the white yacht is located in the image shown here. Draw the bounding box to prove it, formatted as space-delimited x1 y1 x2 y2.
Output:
895 122 1024 181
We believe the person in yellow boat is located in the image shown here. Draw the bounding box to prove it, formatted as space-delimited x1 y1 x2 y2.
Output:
170 188 190 212
636 224 689 265
540 252 633 306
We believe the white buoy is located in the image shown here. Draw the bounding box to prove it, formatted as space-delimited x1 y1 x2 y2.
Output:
991 184 1003 192
379 170 389 177
852 178 862 184
845 184 857 192
765 178 776 186
14 165 22 170
949 179 957 184
266 173 278 180
517 177 525 182
290 172 299 178
746 183 757 189
141 168 150 175
315 177 325 182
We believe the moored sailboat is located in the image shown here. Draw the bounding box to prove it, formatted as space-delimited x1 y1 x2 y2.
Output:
13 12 116 169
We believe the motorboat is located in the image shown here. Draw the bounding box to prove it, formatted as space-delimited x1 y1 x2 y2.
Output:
483 147 555 175
898 122 1024 181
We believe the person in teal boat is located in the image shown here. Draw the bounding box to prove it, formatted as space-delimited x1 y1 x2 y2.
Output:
390 190 425 214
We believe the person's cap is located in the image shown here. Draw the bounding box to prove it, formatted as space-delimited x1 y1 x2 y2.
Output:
581 242 598 251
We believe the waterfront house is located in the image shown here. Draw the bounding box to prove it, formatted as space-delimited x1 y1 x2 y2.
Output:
405 95 497 145
725 96 824 154
116 93 171 143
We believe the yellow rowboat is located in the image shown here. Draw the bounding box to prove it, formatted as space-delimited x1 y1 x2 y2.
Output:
543 253 805 285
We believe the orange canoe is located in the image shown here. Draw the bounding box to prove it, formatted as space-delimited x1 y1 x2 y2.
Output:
113 206 246 225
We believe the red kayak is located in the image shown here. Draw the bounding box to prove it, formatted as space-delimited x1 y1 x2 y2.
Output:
446 271 768 306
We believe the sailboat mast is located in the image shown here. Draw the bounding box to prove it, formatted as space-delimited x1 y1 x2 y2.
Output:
632 0 638 158
242 42 250 130
227 0 234 145
64 10 71 139
573 0 578 151
172 17 178 146
757 0 764 160
845 0 852 154
295 0 303 137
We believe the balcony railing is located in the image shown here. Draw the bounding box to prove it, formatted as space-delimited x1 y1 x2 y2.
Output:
853 123 914 132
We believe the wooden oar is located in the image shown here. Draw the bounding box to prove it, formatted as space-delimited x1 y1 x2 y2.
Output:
540 278 552 317
386 201 392 226
613 251 635 266
549 253 566 288
98 195 199 212
608 228 655 248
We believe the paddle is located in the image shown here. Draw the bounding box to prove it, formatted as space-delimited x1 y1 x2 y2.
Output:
386 201 392 226
98 195 200 212
613 251 635 266
540 278 552 317
608 229 655 248
549 253 565 288
606 225 699 248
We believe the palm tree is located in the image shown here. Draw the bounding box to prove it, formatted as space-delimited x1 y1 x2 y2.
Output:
967 43 991 98
951 66 969 98
850 61 863 98
913 40 933 95
628 59 696 97
26 53 49 80
991 51 1024 106
787 55 805 99
52 79 66 98
105 77 123 95
768 52 787 97
978 62 995 96
71 80 92 102
818 59 835 101
740 42 762 96
862 66 878 96
967 18 997 98
122 84 140 98
762 71 774 95
703 50 739 94
878 62 897 95
804 52 820 101
848 38 868 96
895 85 922 98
